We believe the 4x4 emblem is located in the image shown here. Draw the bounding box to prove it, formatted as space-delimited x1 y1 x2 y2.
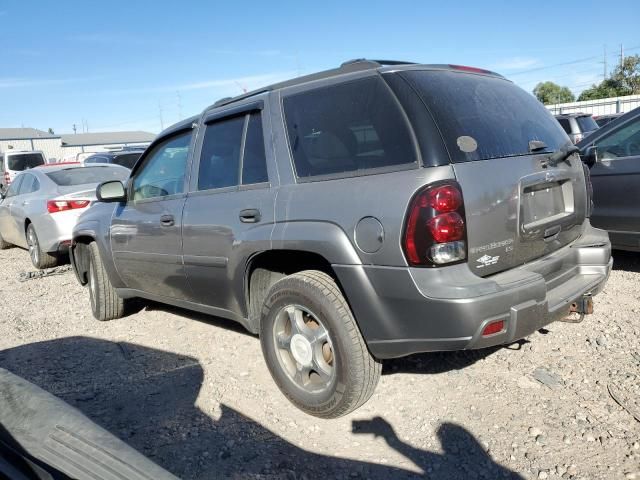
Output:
476 254 499 268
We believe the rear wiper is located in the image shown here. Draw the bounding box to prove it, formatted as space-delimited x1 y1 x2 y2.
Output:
544 144 579 168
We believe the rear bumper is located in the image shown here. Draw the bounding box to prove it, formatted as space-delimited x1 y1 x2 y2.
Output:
334 223 611 359
36 210 85 253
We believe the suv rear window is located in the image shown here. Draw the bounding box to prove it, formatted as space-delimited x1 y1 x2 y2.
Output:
46 166 129 186
112 153 142 169
399 71 568 163
577 116 598 133
283 76 417 178
7 153 45 171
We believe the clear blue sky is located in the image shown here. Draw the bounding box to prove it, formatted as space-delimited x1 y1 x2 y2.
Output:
1 0 638 134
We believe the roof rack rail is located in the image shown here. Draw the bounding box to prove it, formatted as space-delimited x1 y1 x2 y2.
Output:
340 58 417 67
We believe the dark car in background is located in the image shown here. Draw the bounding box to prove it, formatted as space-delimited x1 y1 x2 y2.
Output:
83 148 145 170
578 107 640 251
555 113 599 143
593 113 624 128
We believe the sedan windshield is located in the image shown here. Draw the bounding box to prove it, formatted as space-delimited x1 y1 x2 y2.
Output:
45 166 129 186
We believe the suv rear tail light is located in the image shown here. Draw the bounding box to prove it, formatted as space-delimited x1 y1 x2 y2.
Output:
47 199 90 214
3 172 10 185
582 163 594 217
403 182 467 266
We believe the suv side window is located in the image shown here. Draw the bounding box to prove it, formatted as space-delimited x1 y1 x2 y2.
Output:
132 130 192 201
595 116 640 160
242 112 268 184
197 115 245 191
557 118 571 134
283 76 417 178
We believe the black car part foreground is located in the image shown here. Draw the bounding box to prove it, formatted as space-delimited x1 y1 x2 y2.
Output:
0 368 177 480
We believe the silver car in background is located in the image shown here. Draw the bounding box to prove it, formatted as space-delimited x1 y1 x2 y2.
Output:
0 164 129 268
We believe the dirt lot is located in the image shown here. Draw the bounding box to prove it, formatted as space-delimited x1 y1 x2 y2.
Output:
0 246 639 480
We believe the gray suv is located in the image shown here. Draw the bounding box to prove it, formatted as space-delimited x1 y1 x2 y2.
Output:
70 60 612 418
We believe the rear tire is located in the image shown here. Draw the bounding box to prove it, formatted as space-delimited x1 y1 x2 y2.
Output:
88 242 125 321
26 224 57 269
260 270 381 418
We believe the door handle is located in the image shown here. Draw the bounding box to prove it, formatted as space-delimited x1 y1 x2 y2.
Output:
160 214 175 227
239 208 261 223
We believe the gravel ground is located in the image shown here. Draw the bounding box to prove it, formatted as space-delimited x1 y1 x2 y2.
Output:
0 246 639 480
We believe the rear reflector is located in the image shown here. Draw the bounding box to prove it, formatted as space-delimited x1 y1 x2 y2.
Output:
482 320 505 337
47 199 90 214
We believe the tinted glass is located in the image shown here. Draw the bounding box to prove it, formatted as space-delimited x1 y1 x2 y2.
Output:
133 131 192 200
112 153 142 169
242 113 268 184
595 116 640 159
198 115 245 191
47 166 129 186
557 118 572 134
283 76 417 178
7 153 45 171
18 174 36 194
401 71 569 162
577 116 598 132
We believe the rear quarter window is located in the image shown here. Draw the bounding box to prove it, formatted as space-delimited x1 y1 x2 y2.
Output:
399 71 569 163
283 76 417 179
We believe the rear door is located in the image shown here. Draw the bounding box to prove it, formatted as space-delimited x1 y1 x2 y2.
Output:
110 129 194 299
397 70 588 276
8 173 39 247
585 114 640 247
182 105 274 314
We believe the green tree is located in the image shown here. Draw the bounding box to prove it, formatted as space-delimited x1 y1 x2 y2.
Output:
47 128 55 134
533 81 575 104
578 54 640 101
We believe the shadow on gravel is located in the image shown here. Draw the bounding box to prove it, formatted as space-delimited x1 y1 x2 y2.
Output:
0 337 523 479
383 346 505 376
612 249 640 272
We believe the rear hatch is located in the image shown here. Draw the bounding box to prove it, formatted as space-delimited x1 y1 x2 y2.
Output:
397 69 588 276
6 152 45 179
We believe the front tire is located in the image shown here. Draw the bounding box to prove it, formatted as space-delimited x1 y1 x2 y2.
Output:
87 242 125 321
26 224 57 269
260 270 381 418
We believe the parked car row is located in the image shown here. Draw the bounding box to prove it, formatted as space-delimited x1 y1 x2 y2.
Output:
4 60 634 418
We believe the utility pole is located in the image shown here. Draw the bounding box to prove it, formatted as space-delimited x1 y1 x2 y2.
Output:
72 124 77 134
158 102 164 131
603 44 607 79
620 44 625 68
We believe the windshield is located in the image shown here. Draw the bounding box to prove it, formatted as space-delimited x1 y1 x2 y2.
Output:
577 116 598 133
399 70 569 162
45 166 129 186
7 153 45 171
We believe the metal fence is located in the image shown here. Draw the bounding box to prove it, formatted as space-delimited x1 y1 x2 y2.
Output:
545 94 640 116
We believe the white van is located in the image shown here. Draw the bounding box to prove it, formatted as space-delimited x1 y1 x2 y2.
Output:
0 150 46 193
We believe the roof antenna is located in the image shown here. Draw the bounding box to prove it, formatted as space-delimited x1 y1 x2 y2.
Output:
234 81 248 94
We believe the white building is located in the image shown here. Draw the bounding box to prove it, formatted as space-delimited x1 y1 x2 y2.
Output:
545 94 640 116
0 128 155 162
0 128 61 161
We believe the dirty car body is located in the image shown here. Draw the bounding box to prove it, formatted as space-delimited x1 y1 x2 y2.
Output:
70 60 612 418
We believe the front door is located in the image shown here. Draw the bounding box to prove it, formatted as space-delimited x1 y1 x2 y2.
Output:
0 176 25 245
182 109 274 315
588 115 640 248
111 129 194 299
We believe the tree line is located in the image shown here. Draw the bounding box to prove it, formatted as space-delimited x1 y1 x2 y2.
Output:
533 54 640 104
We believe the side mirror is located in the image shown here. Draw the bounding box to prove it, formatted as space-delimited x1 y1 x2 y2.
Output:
96 181 126 202
581 145 598 169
